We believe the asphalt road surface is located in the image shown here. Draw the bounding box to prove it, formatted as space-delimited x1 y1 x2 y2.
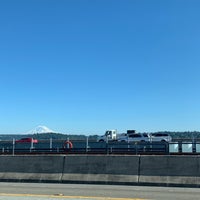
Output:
0 182 199 200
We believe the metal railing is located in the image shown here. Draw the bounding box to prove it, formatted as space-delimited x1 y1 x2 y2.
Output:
0 139 200 155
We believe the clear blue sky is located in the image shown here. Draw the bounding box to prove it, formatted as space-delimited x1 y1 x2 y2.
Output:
0 0 200 134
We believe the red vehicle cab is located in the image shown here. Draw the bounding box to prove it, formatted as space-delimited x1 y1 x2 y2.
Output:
15 137 38 143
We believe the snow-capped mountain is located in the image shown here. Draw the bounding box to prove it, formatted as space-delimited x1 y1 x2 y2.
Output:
26 125 56 134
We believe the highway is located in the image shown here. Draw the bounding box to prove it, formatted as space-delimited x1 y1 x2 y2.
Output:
0 182 199 200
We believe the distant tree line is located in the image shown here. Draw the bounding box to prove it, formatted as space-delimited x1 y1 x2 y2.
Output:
152 131 200 139
0 132 98 141
0 131 200 141
141 131 200 139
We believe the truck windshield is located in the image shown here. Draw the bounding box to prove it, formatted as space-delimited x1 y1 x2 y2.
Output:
105 131 112 136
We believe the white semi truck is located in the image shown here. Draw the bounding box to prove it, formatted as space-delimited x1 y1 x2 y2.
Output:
97 130 117 142
97 130 136 142
97 129 172 143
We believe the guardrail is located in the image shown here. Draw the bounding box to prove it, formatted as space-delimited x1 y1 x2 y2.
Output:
1 139 200 155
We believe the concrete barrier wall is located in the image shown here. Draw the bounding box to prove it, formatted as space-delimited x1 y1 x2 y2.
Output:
139 155 200 187
0 155 199 187
0 156 64 182
62 155 139 184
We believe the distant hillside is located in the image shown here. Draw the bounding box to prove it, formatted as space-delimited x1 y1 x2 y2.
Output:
146 131 200 139
0 132 97 141
0 131 200 141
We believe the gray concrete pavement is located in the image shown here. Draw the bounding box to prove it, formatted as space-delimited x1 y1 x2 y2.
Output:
0 182 199 200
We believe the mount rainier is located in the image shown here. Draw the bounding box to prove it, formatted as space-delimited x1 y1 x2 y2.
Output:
26 125 55 134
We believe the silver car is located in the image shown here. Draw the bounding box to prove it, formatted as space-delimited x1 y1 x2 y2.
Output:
118 133 150 142
149 133 172 142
